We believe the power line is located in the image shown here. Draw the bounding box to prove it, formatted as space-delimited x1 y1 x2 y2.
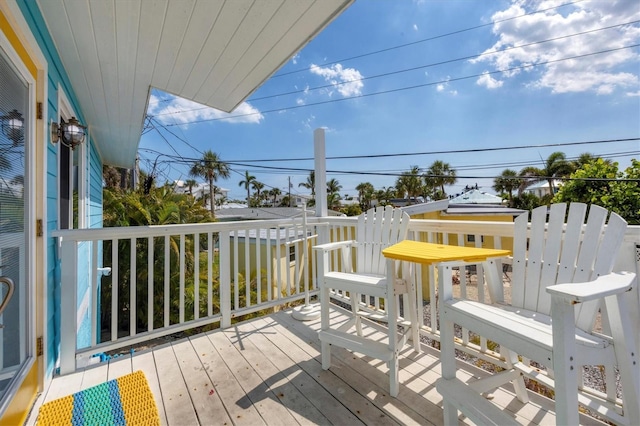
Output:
271 0 588 78
161 44 639 127
152 20 638 118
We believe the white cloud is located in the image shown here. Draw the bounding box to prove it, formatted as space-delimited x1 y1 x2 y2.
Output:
472 1 640 94
477 72 504 89
413 24 419 31
436 84 445 92
626 90 640 97
309 63 364 97
148 94 263 126
291 53 300 65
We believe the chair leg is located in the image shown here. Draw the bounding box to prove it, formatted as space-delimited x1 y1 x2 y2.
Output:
389 357 399 397
439 264 459 425
502 347 529 403
351 293 363 336
320 285 331 370
407 279 421 353
551 297 580 426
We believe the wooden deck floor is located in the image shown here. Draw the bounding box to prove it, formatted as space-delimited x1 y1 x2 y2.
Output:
26 306 575 425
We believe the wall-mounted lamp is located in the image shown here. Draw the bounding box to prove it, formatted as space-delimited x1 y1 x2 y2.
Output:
51 116 86 150
1 109 24 147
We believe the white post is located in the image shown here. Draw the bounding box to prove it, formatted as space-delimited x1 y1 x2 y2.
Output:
314 128 327 218
219 231 231 328
59 237 78 374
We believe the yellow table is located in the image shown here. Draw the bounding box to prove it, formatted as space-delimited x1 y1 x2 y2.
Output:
382 240 512 304
382 240 511 265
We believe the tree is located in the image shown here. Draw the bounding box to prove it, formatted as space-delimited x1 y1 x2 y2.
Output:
298 171 315 195
425 160 457 198
327 178 342 196
493 169 519 206
251 181 265 206
518 151 573 196
185 179 197 195
554 158 640 224
395 166 422 203
189 150 230 218
327 192 342 210
355 182 375 209
269 187 281 206
238 171 256 206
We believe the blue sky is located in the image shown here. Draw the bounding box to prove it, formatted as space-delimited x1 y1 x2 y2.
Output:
140 0 640 202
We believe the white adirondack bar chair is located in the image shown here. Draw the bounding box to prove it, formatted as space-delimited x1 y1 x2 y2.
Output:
314 206 420 397
436 203 639 425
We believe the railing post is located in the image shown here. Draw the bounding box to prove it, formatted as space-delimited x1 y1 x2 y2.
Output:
219 231 231 328
59 237 78 375
314 128 327 218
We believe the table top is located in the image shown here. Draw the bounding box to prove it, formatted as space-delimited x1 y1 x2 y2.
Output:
382 240 511 264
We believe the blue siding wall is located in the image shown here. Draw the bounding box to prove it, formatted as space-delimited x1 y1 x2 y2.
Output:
18 1 104 376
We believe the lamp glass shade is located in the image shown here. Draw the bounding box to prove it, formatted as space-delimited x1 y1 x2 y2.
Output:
61 117 86 147
2 109 24 145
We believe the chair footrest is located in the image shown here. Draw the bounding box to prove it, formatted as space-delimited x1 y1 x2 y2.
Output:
319 329 394 361
436 378 519 426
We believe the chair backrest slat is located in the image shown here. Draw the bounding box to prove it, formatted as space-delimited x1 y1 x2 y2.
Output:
511 203 627 332
535 203 567 314
522 205 548 311
355 206 409 276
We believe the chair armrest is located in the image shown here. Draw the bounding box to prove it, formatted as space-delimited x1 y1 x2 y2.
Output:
547 272 636 303
312 240 356 253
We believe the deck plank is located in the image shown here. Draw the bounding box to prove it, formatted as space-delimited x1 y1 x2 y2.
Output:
252 315 402 426
228 321 332 425
153 344 199 426
79 362 108 390
170 338 233 425
107 354 132 380
28 306 571 426
131 350 169 426
206 329 301 425
189 332 266 425
244 319 365 426
273 310 437 425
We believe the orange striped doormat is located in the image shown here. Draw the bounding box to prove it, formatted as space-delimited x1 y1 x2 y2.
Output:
37 370 159 426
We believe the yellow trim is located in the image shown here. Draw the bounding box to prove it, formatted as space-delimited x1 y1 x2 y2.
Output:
0 5 43 423
0 361 39 425
0 8 37 79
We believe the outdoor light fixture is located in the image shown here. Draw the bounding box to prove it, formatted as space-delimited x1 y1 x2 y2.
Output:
1 109 24 146
51 116 86 150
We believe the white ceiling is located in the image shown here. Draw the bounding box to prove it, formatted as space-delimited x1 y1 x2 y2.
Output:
37 0 352 167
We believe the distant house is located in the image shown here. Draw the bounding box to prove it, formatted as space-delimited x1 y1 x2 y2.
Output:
449 189 504 205
216 207 343 222
522 180 562 198
173 180 230 210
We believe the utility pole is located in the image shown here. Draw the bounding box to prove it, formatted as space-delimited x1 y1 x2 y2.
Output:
288 176 292 207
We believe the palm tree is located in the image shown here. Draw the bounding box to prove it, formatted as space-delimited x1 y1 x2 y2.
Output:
238 171 256 206
426 160 457 198
251 181 264 206
355 182 375 209
189 150 230 218
298 171 315 195
395 166 422 203
327 192 342 210
184 179 197 195
493 169 519 206
519 151 573 195
270 187 281 206
326 178 342 195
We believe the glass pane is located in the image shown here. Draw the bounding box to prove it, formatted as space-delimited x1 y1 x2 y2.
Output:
0 45 28 404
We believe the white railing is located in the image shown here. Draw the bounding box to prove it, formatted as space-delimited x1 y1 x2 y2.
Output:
54 216 639 375
53 217 324 374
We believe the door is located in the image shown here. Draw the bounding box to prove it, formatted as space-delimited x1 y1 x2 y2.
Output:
0 40 31 413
